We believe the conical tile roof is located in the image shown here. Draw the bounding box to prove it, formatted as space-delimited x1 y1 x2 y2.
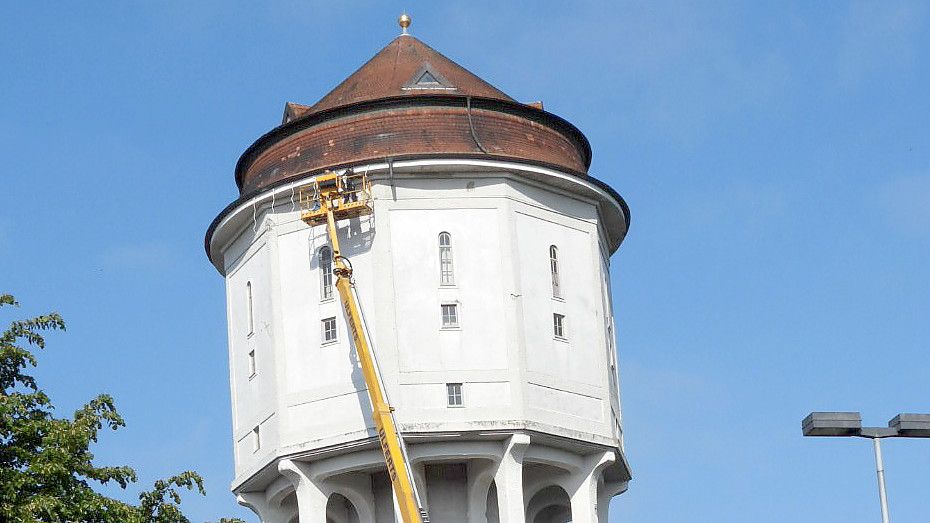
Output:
234 34 597 202
209 33 631 264
307 35 514 114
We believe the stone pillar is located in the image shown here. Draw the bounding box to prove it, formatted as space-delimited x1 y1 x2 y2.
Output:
597 479 628 523
412 462 429 513
494 434 530 523
566 451 615 523
237 492 292 523
466 460 496 523
279 459 330 523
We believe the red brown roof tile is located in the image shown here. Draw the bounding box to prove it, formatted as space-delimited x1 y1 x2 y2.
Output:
306 35 514 115
233 35 595 198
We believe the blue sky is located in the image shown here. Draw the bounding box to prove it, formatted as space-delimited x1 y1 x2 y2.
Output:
2 2 929 521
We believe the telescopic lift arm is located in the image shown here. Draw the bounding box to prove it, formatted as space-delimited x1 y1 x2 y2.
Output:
300 171 428 523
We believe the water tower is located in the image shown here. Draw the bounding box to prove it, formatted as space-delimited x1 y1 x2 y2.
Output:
205 17 631 523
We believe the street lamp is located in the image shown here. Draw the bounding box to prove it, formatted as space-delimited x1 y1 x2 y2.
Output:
802 412 930 523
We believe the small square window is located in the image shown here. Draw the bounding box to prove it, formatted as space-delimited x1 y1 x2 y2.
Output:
553 313 566 339
441 304 459 328
251 426 261 452
446 383 463 407
322 317 337 343
248 349 256 378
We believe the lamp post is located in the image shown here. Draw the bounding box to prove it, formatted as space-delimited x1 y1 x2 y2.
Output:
802 412 930 523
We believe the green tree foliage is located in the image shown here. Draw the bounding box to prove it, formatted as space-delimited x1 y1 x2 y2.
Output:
0 294 238 523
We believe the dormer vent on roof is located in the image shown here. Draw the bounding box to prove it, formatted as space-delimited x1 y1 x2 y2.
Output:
402 63 456 91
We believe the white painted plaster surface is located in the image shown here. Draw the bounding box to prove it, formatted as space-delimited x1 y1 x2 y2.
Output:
214 160 629 521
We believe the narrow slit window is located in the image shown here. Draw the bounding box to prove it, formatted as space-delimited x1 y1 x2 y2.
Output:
248 349 256 377
251 426 261 452
553 313 566 339
441 303 459 328
246 281 254 336
446 383 463 407
322 317 337 343
320 246 334 300
550 245 561 298
439 232 454 286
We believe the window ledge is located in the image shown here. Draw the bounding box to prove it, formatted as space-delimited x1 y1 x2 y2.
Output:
321 339 339 347
440 326 461 331
551 296 565 302
248 372 257 381
320 297 336 304
554 336 569 343
446 404 465 408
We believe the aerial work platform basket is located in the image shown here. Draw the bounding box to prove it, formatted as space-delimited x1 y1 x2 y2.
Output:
299 170 373 226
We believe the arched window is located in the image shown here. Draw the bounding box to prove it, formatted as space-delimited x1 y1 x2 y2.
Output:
320 246 333 300
246 281 254 335
439 232 454 285
549 245 561 298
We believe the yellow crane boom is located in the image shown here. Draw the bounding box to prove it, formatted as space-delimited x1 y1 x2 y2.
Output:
300 171 428 523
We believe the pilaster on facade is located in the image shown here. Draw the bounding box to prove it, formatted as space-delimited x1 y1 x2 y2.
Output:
492 435 531 522
566 452 615 523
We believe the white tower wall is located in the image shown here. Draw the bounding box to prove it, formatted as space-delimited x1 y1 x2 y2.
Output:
210 160 630 522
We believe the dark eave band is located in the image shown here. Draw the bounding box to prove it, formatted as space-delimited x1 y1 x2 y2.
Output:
234 95 594 192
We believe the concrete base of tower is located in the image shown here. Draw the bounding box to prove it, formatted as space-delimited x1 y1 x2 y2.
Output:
235 433 630 523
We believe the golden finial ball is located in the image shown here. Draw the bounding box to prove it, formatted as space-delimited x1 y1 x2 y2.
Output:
398 13 411 33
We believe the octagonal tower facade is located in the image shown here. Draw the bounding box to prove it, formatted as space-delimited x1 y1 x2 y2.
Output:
206 31 631 523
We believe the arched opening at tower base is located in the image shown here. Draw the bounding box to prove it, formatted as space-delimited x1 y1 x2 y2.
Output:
325 492 360 523
424 463 468 521
282 491 298 523
527 485 572 523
